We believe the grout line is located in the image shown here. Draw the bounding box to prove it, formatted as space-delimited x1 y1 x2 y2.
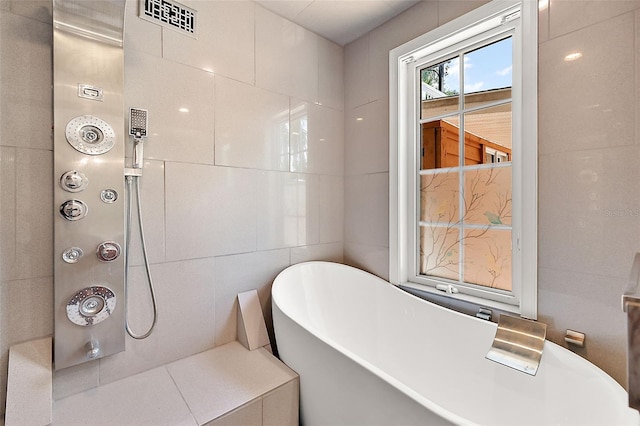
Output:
165 364 200 425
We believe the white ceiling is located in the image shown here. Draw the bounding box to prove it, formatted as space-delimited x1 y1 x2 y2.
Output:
255 0 421 46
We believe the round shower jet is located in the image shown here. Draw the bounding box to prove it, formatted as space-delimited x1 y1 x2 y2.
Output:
66 285 116 327
65 115 115 155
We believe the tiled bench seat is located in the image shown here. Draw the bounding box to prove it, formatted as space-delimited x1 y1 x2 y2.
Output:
7 339 298 426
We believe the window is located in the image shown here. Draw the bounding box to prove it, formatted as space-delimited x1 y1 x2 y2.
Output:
390 0 537 318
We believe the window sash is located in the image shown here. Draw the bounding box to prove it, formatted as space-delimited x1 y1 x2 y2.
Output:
415 34 515 299
409 21 519 306
389 0 537 318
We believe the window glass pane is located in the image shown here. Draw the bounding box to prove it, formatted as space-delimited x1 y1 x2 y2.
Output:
464 87 511 113
463 165 512 226
463 228 512 291
464 103 512 160
463 37 512 96
420 57 460 120
420 172 459 223
420 116 459 170
419 225 460 281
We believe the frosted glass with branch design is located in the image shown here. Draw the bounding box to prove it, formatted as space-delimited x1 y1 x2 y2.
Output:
420 164 512 290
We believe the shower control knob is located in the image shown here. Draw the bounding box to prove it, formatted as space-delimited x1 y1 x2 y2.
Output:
100 189 118 203
60 170 88 192
85 340 101 359
59 199 88 221
62 247 84 264
96 241 121 262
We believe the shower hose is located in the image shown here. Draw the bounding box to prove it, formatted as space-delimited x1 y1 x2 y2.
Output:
124 174 158 339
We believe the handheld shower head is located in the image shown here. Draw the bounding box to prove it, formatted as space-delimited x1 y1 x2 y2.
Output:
129 107 148 139
129 108 148 169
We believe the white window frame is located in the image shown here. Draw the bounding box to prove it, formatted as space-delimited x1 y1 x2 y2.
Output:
389 0 537 318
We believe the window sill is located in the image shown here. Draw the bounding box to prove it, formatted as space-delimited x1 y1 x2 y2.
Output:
398 281 520 320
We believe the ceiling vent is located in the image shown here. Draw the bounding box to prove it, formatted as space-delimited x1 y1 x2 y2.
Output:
139 0 196 38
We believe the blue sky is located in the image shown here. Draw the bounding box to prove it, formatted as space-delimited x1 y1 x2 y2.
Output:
463 37 512 93
426 36 512 95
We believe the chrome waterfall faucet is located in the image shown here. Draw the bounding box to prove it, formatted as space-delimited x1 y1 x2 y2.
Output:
622 253 640 411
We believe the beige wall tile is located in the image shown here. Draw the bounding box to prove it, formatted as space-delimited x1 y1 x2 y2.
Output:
123 0 162 57
539 12 634 155
257 171 298 251
345 100 389 176
0 276 54 359
636 9 640 147
318 38 345 111
296 173 320 246
549 0 640 39
0 147 16 282
319 175 344 244
98 258 216 385
123 159 165 267
15 149 52 278
0 352 6 418
256 171 343 250
256 5 319 103
438 0 490 25
538 267 627 385
344 242 389 281
290 100 344 176
0 12 52 150
344 173 389 247
163 0 254 84
344 35 370 109
538 147 640 278
291 242 344 264
6 0 51 24
254 171 326 250
539 0 550 43
124 52 215 164
214 76 290 171
165 163 258 260
368 2 439 103
0 148 52 282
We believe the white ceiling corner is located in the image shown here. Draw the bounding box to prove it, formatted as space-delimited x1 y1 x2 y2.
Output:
255 0 421 45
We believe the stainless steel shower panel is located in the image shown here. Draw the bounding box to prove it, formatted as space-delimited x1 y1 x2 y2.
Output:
53 0 126 370
54 0 126 46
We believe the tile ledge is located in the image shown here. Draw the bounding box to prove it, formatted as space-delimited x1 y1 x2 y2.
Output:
4 337 53 426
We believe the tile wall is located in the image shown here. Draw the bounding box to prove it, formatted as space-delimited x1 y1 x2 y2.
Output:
344 0 640 386
0 0 344 413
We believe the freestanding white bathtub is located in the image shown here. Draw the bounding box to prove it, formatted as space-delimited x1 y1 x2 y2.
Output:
272 261 639 426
